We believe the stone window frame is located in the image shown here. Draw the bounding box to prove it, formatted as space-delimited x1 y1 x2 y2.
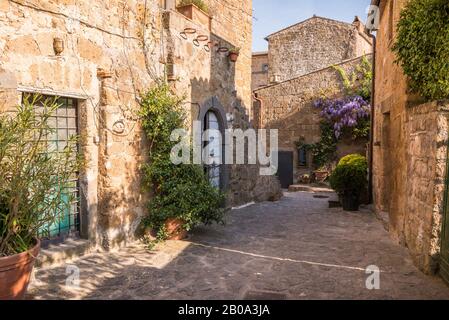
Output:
297 145 308 167
17 88 90 241
198 96 229 191
19 92 89 244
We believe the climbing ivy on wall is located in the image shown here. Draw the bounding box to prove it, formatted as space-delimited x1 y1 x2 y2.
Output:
392 0 449 101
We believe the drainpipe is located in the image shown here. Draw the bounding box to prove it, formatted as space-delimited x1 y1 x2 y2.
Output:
252 92 263 129
367 33 377 204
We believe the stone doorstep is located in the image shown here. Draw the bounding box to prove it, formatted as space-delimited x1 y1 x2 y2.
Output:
288 184 334 193
36 238 94 269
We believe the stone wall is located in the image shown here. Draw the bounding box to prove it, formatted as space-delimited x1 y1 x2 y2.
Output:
372 0 449 274
251 52 268 91
266 16 372 83
254 55 371 181
0 0 280 250
0 0 160 250
163 4 281 207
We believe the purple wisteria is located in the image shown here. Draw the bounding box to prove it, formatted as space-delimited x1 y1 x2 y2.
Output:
314 95 370 138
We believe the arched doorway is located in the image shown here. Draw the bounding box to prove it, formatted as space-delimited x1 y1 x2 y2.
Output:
198 97 228 190
203 110 222 188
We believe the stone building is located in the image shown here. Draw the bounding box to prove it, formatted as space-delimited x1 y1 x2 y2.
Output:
0 0 280 253
369 0 449 281
251 51 268 91
253 16 373 187
265 15 373 84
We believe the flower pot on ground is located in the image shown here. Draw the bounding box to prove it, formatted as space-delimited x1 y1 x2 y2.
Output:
0 239 40 300
0 95 81 299
340 192 360 211
313 170 329 183
329 154 368 212
164 218 188 240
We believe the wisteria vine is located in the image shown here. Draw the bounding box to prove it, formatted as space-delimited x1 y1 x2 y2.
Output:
314 95 370 139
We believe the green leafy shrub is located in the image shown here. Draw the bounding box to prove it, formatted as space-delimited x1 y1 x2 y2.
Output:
329 154 368 196
0 96 81 256
392 0 449 100
140 83 225 244
178 0 209 13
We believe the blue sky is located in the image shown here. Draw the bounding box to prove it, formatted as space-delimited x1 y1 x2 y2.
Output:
253 0 372 52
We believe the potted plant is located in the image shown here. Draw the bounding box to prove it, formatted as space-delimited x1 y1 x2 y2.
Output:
329 154 368 211
313 167 329 183
0 95 81 299
139 84 225 247
176 0 211 29
228 47 240 62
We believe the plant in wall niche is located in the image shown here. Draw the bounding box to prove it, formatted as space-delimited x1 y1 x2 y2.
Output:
0 96 82 299
139 83 225 248
392 0 449 101
330 154 368 211
228 47 240 62
178 0 209 13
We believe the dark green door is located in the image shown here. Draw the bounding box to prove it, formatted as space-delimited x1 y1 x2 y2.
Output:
278 151 293 189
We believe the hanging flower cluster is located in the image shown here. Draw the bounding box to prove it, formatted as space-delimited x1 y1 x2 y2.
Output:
313 96 370 139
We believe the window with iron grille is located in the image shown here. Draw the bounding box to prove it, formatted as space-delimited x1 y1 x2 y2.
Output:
25 94 81 240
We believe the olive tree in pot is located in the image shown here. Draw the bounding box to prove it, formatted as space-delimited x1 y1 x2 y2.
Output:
0 96 81 299
329 154 367 211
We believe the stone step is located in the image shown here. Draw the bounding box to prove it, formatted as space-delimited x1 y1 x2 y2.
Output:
36 238 93 268
288 184 334 193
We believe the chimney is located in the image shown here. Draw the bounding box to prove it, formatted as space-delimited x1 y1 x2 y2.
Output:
352 16 366 33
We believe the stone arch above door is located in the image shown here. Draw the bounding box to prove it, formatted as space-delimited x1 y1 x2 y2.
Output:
198 96 228 132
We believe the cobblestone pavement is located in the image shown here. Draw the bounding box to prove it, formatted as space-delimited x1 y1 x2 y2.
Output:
28 191 449 300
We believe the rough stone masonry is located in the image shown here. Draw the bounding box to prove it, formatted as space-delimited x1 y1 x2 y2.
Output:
0 0 281 251
253 16 373 183
371 0 449 277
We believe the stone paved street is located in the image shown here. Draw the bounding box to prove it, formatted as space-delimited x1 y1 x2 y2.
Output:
28 191 449 300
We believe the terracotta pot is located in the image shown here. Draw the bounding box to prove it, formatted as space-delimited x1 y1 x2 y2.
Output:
314 170 329 183
0 239 40 300
164 218 187 240
229 52 239 62
176 4 211 30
